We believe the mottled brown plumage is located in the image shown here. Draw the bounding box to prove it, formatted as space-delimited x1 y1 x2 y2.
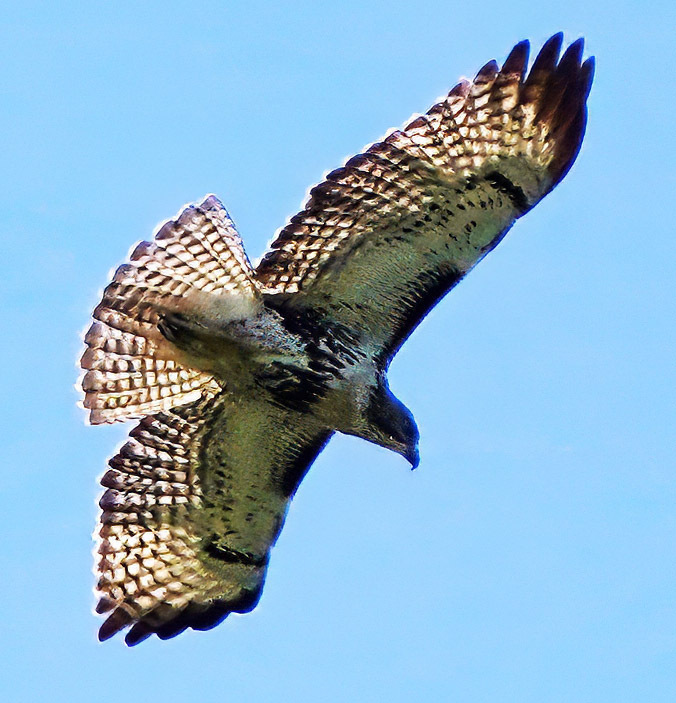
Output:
80 35 593 644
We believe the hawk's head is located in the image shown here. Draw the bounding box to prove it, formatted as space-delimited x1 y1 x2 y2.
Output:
364 381 420 469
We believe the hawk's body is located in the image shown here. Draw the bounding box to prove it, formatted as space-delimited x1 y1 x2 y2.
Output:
80 35 593 644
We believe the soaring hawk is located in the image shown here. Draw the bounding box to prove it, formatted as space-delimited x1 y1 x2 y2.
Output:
80 34 593 645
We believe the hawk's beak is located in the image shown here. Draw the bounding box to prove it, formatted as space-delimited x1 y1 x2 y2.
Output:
404 444 420 470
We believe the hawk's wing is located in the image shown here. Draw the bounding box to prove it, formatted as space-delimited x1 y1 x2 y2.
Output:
96 390 332 645
255 36 593 360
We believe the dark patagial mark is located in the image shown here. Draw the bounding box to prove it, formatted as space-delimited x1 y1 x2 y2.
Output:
204 540 269 567
485 171 530 213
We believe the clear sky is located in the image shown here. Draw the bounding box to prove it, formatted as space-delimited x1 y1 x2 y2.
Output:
2 2 674 701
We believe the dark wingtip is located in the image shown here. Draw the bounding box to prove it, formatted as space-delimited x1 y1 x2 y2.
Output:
474 59 499 84
200 194 224 212
580 56 595 99
98 608 133 642
546 31 565 52
190 603 231 631
156 621 190 640
448 79 470 98
557 37 585 75
105 600 238 644
124 622 154 647
502 39 530 78
547 53 593 188
95 596 116 615
530 32 564 75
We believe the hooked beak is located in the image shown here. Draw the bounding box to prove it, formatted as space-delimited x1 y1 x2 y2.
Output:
403 444 420 470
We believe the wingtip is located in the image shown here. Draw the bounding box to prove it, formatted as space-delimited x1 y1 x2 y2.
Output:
557 37 585 75
94 596 116 615
124 622 154 647
473 59 500 84
529 32 564 74
98 608 134 642
502 39 530 78
580 56 595 99
448 79 470 98
199 193 224 211
546 31 565 52
97 599 237 644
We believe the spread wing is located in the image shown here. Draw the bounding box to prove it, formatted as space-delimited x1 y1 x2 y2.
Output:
255 35 593 360
96 390 331 645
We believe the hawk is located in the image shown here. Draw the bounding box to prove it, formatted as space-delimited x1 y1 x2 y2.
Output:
80 34 593 645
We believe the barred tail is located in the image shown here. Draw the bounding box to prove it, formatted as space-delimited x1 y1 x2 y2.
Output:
80 195 259 424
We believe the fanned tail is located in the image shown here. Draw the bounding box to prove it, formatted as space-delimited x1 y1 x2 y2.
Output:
80 195 259 424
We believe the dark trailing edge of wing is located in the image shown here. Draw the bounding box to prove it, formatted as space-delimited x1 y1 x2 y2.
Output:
118 590 261 646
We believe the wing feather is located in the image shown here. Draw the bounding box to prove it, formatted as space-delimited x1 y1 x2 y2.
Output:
255 36 593 359
95 391 331 645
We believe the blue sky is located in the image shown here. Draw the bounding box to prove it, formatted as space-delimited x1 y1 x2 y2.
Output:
2 1 674 701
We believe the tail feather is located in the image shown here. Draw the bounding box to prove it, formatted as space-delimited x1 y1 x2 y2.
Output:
80 195 258 424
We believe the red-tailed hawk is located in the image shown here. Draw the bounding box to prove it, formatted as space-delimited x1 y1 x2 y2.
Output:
80 34 593 645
